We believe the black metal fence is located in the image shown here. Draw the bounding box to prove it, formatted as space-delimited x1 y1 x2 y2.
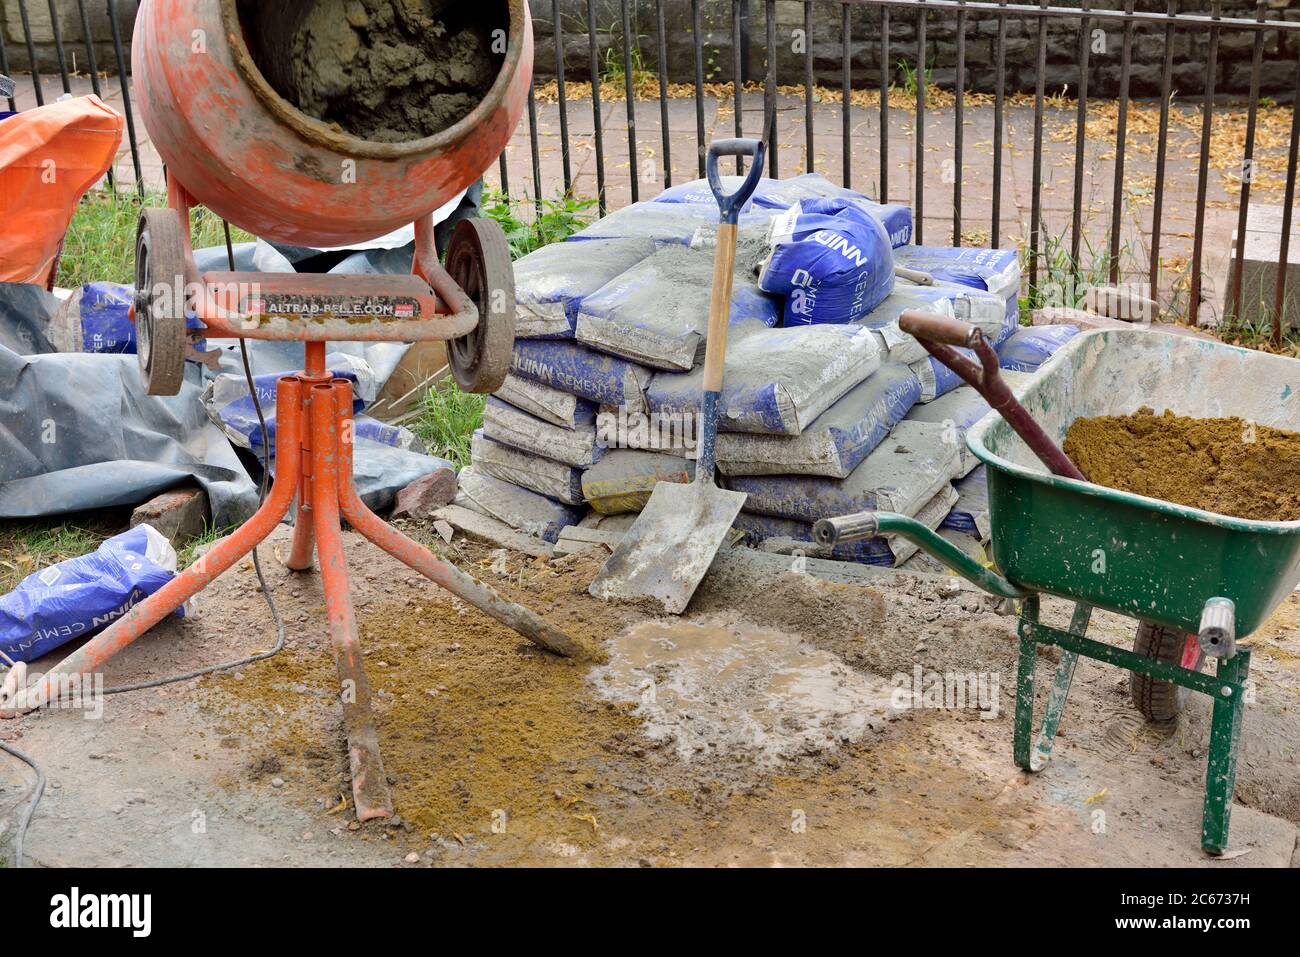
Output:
5 1 1299 338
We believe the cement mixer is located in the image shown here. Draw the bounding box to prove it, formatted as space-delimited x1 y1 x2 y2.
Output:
129 0 533 396
7 1 586 825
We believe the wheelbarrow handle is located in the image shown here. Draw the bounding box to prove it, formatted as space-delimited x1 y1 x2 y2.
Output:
814 511 1027 600
706 138 767 225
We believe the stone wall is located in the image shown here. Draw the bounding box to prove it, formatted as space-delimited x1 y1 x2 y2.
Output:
1 0 137 76
4 1 1297 99
536 0 1300 98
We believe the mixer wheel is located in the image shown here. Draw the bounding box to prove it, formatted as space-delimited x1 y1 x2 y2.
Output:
135 208 189 396
1131 621 1204 722
445 217 515 394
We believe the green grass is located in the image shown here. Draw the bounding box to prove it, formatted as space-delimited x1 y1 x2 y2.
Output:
57 189 254 288
408 384 487 469
480 188 597 258
404 190 595 463
0 519 119 594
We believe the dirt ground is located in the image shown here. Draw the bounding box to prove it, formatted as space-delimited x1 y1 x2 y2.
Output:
1 521 1296 868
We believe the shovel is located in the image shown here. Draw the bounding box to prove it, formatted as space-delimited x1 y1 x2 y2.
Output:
589 137 767 614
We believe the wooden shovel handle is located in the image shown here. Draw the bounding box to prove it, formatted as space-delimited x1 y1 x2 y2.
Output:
703 222 738 394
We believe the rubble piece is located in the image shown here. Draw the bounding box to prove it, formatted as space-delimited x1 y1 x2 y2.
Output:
391 468 458 521
554 526 625 556
129 485 210 547
1030 307 1130 332
430 505 555 559
1225 203 1300 329
1084 284 1159 322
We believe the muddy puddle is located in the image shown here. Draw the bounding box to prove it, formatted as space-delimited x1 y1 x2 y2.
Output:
590 616 898 766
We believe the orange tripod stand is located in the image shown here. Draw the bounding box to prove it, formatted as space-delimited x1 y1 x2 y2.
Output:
20 342 580 821
9 186 580 820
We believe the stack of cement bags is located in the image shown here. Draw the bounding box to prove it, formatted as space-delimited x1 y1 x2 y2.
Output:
459 174 1064 569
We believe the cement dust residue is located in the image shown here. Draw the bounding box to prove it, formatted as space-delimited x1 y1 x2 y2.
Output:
1064 406 1300 521
590 616 898 766
243 0 505 143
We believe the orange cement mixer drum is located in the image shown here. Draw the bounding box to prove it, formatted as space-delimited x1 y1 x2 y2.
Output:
131 0 532 247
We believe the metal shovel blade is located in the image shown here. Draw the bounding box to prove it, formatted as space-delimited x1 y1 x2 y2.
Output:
588 479 747 615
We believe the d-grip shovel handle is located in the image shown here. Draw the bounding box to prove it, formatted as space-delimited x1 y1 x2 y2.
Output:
706 138 767 225
697 138 764 479
898 309 1086 481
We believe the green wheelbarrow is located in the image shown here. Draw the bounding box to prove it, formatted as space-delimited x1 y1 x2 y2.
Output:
816 317 1300 855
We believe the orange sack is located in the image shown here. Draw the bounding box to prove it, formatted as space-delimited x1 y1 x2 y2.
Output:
0 95 124 288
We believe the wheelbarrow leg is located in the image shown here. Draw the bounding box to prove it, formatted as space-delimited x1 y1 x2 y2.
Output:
1013 597 1040 770
1016 599 1092 772
1201 647 1250 856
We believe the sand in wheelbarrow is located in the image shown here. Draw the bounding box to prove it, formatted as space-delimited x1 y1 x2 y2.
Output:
1064 406 1300 522
242 0 505 143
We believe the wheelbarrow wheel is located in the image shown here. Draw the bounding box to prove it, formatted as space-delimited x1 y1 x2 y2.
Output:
134 208 188 396
445 217 515 394
1131 621 1205 722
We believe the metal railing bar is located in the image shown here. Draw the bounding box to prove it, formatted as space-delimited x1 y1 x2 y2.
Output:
588 0 607 211
953 0 965 246
878 4 888 198
991 1 1005 247
655 0 671 190
1271 54 1300 347
620 0 639 202
765 0 778 177
74 0 103 99
44 0 72 95
1029 0 1048 292
1228 0 1267 326
1107 0 1136 286
105 0 142 195
694 0 708 177
841 2 852 188
1069 1 1090 268
551 0 572 193
915 5 926 245
527 81 544 216
17 0 44 107
1190 0 1223 324
1149 0 1177 302
734 0 745 173
804 0 814 173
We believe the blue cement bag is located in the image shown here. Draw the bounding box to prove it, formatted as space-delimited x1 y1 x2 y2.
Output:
760 198 896 326
650 175 912 247
568 202 726 246
941 465 989 538
482 396 605 469
455 466 583 543
911 348 976 403
73 282 135 354
893 245 1022 303
510 338 653 413
0 525 181 664
860 283 1012 364
716 363 922 478
647 323 882 435
576 244 781 370
996 324 1080 373
726 420 961 526
513 237 657 339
